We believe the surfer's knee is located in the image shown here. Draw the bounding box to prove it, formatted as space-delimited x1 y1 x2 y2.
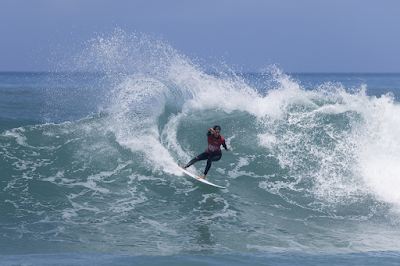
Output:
211 154 222 162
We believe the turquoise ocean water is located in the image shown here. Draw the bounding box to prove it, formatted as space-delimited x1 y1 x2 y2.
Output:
2 31 400 265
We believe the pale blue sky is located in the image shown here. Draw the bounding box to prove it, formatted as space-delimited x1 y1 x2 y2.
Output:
1 0 400 72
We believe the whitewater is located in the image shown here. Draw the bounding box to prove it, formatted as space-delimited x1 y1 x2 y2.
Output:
2 30 400 265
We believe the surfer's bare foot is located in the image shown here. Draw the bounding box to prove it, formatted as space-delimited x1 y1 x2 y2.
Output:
199 174 206 179
179 165 186 169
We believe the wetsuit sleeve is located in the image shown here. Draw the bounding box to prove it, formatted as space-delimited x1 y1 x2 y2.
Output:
207 130 212 136
222 137 227 150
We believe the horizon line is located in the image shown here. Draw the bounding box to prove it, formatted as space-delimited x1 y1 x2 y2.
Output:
1 70 400 75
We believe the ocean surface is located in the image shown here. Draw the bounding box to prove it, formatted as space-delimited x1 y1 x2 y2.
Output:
2 31 400 265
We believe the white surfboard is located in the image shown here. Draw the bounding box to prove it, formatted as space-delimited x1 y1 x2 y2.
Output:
179 167 226 189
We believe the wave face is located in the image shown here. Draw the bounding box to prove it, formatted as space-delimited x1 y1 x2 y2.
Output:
2 30 400 255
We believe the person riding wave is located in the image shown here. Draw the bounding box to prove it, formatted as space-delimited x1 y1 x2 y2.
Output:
180 125 230 179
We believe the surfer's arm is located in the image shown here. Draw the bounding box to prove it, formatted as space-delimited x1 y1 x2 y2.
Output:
222 143 230 151
207 128 214 136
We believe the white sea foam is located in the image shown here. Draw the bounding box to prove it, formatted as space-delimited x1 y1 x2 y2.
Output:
355 94 400 205
251 75 400 210
71 29 400 212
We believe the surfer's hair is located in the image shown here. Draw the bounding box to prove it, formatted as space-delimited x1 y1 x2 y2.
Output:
213 125 221 130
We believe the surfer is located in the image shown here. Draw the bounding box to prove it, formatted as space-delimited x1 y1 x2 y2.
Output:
180 125 230 179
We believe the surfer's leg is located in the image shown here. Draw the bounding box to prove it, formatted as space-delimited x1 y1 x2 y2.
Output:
184 152 209 168
203 153 222 176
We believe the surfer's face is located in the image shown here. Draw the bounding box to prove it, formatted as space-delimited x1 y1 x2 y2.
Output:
213 130 220 137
